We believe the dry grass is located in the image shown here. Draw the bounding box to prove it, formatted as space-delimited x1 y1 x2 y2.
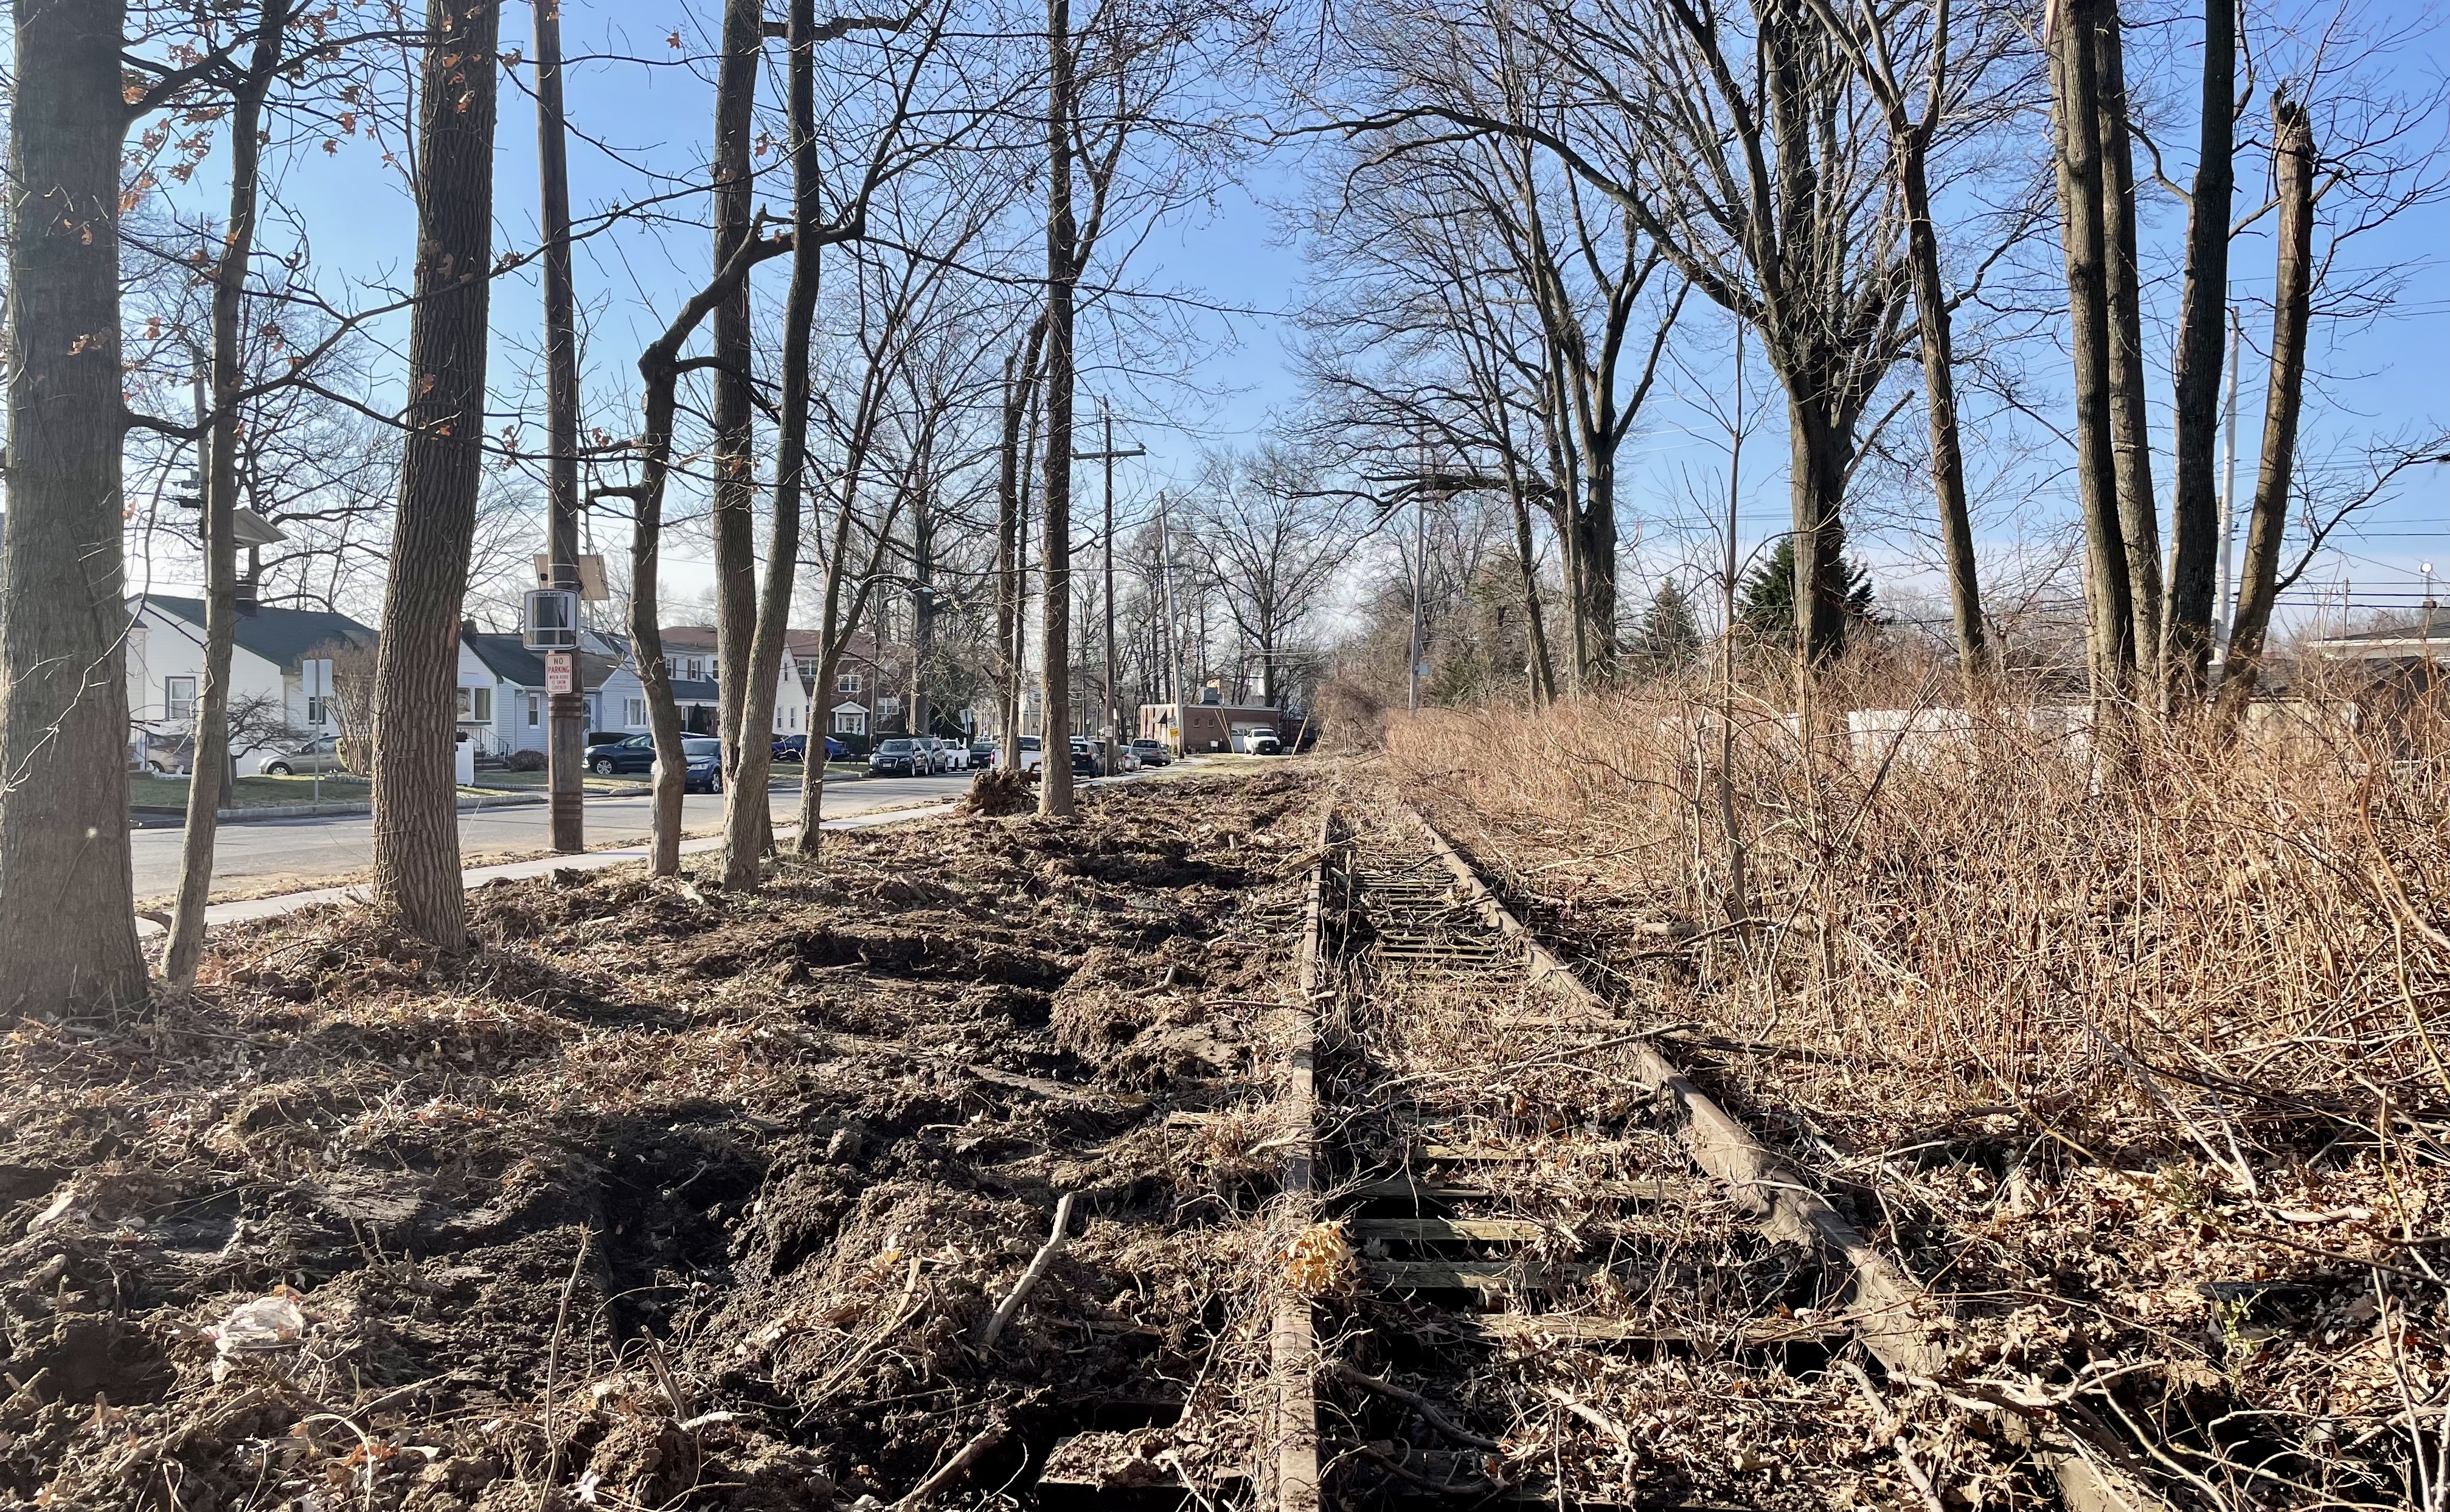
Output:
1383 669 2450 1509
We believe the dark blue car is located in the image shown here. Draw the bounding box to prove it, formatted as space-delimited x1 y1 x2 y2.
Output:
585 733 654 775
771 734 851 763
584 733 724 792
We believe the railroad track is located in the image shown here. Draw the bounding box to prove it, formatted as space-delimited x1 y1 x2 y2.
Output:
1252 794 2150 1512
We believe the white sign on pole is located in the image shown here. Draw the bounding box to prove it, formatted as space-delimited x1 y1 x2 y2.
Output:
302 658 333 699
546 650 576 696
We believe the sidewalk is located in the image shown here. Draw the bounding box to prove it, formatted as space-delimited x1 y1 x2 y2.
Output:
137 799 960 937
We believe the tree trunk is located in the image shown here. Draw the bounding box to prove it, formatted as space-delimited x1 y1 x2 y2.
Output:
2095 4 2164 681
709 0 761 794
1503 473 1557 704
0 0 147 1015
370 0 498 953
1900 140 1987 681
168 0 295 988
536 0 586 852
1786 389 1854 669
1038 0 1078 817
996 349 1022 751
722 0 821 890
2218 99 2314 718
1576 457 1619 675
911 491 937 737
2048 0 2136 715
2162 0 2235 702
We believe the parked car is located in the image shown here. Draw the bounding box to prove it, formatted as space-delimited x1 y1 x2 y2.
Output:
969 739 996 766
772 734 807 763
586 733 656 775
1252 732 1283 755
1069 743 1099 777
257 736 344 776
936 737 970 772
870 738 928 776
673 736 724 793
1129 738 1171 768
825 735 850 761
1012 736 1044 772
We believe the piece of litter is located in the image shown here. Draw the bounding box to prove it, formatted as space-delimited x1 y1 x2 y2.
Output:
210 1294 308 1380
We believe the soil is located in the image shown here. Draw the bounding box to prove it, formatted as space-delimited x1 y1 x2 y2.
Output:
2 771 1320 1512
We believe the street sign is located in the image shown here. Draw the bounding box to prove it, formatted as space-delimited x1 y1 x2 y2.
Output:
546 650 575 696
301 658 333 699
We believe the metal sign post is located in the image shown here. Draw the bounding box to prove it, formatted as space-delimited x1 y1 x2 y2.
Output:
302 657 333 805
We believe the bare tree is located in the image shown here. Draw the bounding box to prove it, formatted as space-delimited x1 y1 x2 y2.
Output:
369 0 501 952
2159 0 2238 702
0 0 148 1014
164 0 300 988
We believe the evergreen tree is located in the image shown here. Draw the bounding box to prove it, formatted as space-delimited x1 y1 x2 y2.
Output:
1633 581 1706 670
1738 539 1878 650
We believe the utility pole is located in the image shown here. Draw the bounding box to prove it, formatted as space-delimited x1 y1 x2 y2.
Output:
1157 491 1183 749
1073 398 1141 774
536 0 584 851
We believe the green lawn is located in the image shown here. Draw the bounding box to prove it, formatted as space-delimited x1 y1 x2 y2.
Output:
129 773 373 810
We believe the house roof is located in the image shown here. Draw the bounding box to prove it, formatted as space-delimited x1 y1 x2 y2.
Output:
463 633 546 688
662 624 884 663
464 633 624 693
140 595 375 673
669 678 720 704
2311 616 2449 648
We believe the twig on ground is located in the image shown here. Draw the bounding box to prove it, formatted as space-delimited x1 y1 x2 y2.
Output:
1333 1362 1502 1451
894 1417 1010 1510
977 1192 1075 1350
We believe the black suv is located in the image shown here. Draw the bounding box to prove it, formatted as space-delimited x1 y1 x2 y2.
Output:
869 738 927 776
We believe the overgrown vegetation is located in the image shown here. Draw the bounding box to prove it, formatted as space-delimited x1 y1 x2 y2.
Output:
1387 675 2450 1507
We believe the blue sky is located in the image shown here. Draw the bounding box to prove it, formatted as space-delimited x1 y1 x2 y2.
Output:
156 0 2450 640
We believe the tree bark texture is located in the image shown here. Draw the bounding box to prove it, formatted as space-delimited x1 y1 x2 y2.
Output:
1901 142 1987 679
2094 5 2164 678
2048 0 2136 710
2219 99 2314 718
168 0 296 987
0 0 148 1014
1038 0 1078 817
710 0 762 788
370 0 499 953
723 0 822 890
2162 0 2236 701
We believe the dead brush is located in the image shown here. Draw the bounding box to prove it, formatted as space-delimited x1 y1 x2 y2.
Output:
1386 663 2450 1507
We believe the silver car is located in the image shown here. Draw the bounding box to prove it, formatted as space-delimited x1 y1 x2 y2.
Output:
257 735 344 775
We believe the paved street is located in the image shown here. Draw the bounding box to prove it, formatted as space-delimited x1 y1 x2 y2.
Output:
128 772 979 899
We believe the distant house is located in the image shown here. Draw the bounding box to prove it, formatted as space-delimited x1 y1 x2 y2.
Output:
656 624 817 739
799 631 894 739
456 624 633 757
126 595 377 766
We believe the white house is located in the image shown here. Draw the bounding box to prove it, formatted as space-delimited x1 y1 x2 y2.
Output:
126 595 377 768
457 625 636 757
653 625 814 740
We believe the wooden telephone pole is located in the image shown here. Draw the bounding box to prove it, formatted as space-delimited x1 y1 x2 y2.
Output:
1074 398 1142 776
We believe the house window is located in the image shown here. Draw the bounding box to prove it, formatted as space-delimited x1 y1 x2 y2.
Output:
774 709 784 732
684 657 704 681
624 697 646 728
306 695 330 726
164 676 197 722
789 707 798 730
526 692 542 727
878 695 901 716
833 709 866 735
457 687 492 723
836 671 862 695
